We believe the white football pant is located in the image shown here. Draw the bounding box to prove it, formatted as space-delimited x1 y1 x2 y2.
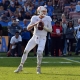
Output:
20 35 46 67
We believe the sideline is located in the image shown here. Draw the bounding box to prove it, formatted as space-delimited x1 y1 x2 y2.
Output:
42 61 72 64
63 58 80 63
0 57 72 64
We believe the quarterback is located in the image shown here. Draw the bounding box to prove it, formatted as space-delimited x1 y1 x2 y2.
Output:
14 6 52 74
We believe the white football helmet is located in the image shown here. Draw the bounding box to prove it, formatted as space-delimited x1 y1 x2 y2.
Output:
37 6 47 16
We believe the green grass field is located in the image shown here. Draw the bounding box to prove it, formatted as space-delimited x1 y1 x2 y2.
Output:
0 57 80 80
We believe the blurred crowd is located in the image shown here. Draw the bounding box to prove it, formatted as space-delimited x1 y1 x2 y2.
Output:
0 0 80 57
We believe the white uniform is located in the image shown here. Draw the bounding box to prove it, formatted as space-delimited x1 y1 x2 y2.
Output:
74 25 80 39
25 15 52 52
10 35 22 49
14 6 52 74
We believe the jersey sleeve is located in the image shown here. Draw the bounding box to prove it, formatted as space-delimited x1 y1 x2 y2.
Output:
19 35 22 42
29 16 36 25
47 16 52 22
47 16 52 30
10 37 14 44
27 15 36 29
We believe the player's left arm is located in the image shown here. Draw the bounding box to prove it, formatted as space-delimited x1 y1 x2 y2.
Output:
43 16 52 33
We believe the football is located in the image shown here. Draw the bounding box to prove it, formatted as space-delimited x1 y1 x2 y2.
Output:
38 21 44 30
7 51 11 57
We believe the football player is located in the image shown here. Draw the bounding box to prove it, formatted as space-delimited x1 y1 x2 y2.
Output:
14 6 52 74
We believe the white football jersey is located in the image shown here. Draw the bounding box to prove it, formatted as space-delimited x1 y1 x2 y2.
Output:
10 35 22 49
74 25 80 38
28 15 52 36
